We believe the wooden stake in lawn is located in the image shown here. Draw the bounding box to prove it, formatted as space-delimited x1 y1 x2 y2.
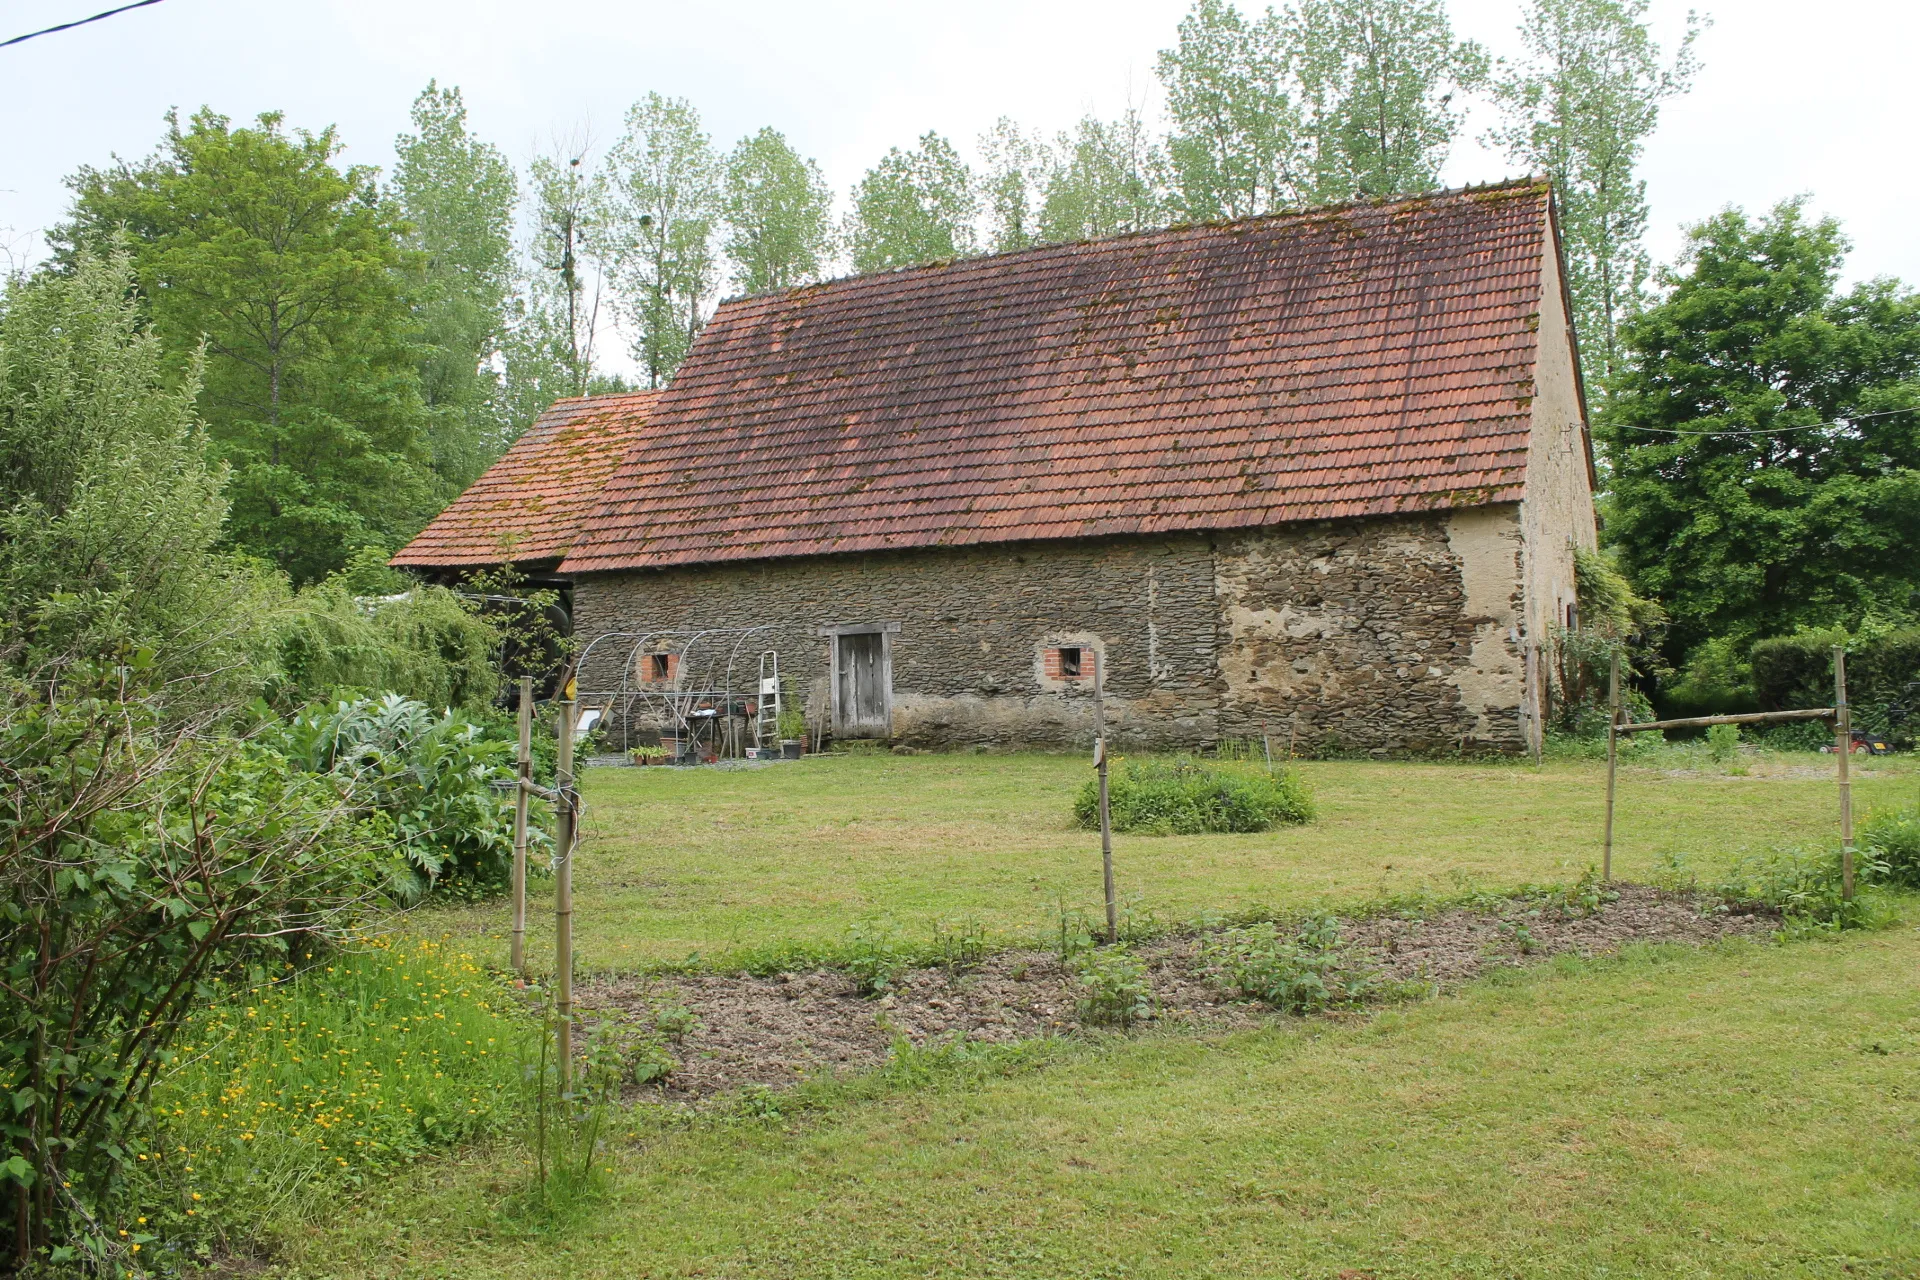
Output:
1094 658 1117 946
511 675 532 976
1835 645 1854 901
554 684 578 1091
1602 650 1621 883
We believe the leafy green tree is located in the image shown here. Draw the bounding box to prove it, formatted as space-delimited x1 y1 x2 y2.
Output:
392 82 519 487
600 94 720 386
978 117 1043 253
501 143 610 424
721 127 834 293
1037 110 1166 243
1290 0 1486 201
844 132 977 272
1602 201 1920 672
1156 0 1301 220
1492 0 1703 389
56 109 438 585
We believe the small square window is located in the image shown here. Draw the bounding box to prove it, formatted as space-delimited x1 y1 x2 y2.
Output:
1059 646 1083 678
641 652 677 683
1565 603 1579 631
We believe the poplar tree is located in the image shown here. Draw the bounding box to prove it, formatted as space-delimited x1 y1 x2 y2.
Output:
978 118 1042 253
843 133 977 273
1037 110 1165 243
1492 0 1703 390
392 82 519 486
721 128 834 294
1290 0 1487 202
1156 0 1301 220
601 94 721 386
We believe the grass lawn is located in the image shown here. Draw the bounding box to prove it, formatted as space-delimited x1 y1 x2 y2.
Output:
429 750 1920 972
285 921 1920 1279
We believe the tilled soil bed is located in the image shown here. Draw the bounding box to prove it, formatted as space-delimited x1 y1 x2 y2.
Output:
577 885 1776 1100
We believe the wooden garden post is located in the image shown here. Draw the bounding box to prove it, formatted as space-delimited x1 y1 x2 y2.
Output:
1602 650 1621 883
1094 658 1117 946
554 687 578 1090
511 676 531 976
1835 646 1854 901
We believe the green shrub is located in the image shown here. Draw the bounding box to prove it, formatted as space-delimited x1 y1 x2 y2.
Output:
1707 722 1740 763
1751 629 1920 745
1201 915 1377 1014
273 694 544 899
1861 804 1920 889
1070 947 1155 1027
1075 758 1314 835
273 582 501 714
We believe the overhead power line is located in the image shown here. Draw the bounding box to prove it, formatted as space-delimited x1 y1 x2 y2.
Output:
1611 406 1919 438
1 0 164 49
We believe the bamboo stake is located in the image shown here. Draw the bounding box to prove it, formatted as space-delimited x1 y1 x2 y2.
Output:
1835 646 1854 901
1094 659 1117 946
1602 650 1621 883
511 675 531 976
554 689 577 1091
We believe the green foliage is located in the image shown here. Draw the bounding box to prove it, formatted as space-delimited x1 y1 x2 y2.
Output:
600 94 721 387
844 133 977 273
1491 0 1703 388
58 109 443 584
1751 628 1920 744
1156 0 1298 221
1035 111 1165 244
0 249 279 703
1070 946 1155 1027
722 127 834 294
0 666 388 1266
273 580 500 713
1289 0 1487 201
842 920 907 997
1076 757 1315 834
1201 915 1377 1013
272 694 540 899
1714 846 1898 934
1860 803 1920 890
392 81 520 491
1706 722 1740 764
130 938 529 1262
1602 200 1920 670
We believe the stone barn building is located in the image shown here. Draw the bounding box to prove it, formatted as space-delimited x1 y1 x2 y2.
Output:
400 180 1598 755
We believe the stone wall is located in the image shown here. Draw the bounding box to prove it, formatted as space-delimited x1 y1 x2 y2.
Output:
571 537 1222 751
571 510 1531 755
1214 508 1528 755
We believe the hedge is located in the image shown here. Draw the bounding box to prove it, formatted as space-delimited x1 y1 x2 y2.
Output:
1750 629 1920 744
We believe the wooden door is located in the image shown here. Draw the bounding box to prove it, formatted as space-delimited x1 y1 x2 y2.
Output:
833 630 890 738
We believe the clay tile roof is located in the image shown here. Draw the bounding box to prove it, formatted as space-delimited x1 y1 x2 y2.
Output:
391 390 660 569
560 181 1559 576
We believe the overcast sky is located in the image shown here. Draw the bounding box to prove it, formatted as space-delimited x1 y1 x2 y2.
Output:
3 0 1913 296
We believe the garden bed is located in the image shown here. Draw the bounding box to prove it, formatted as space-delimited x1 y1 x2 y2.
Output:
576 884 1778 1099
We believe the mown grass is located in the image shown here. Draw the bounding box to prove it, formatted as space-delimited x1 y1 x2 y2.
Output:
429 749 1920 972
282 916 1920 1278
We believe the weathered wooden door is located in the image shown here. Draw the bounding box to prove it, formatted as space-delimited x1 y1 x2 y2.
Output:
833 630 891 738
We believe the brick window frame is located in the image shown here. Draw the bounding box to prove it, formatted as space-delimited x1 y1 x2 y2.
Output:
1043 645 1096 682
637 651 679 685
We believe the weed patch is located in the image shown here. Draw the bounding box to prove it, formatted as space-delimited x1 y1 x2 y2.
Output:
1200 915 1379 1014
1075 757 1314 834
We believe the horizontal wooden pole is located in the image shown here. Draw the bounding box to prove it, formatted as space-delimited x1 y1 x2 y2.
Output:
1617 708 1836 734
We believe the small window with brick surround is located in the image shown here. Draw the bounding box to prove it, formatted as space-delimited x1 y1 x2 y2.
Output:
1044 645 1094 682
639 652 678 684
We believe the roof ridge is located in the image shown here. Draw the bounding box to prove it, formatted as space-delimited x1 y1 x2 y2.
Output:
716 176 1552 309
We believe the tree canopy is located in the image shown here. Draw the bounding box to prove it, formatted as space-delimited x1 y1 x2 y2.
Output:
56 109 439 584
843 133 977 273
1602 200 1920 669
722 127 834 294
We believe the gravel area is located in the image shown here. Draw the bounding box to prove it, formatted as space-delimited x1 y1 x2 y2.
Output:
575 884 1777 1100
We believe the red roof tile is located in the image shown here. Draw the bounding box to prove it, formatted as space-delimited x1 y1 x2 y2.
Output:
560 181 1561 575
391 390 659 568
